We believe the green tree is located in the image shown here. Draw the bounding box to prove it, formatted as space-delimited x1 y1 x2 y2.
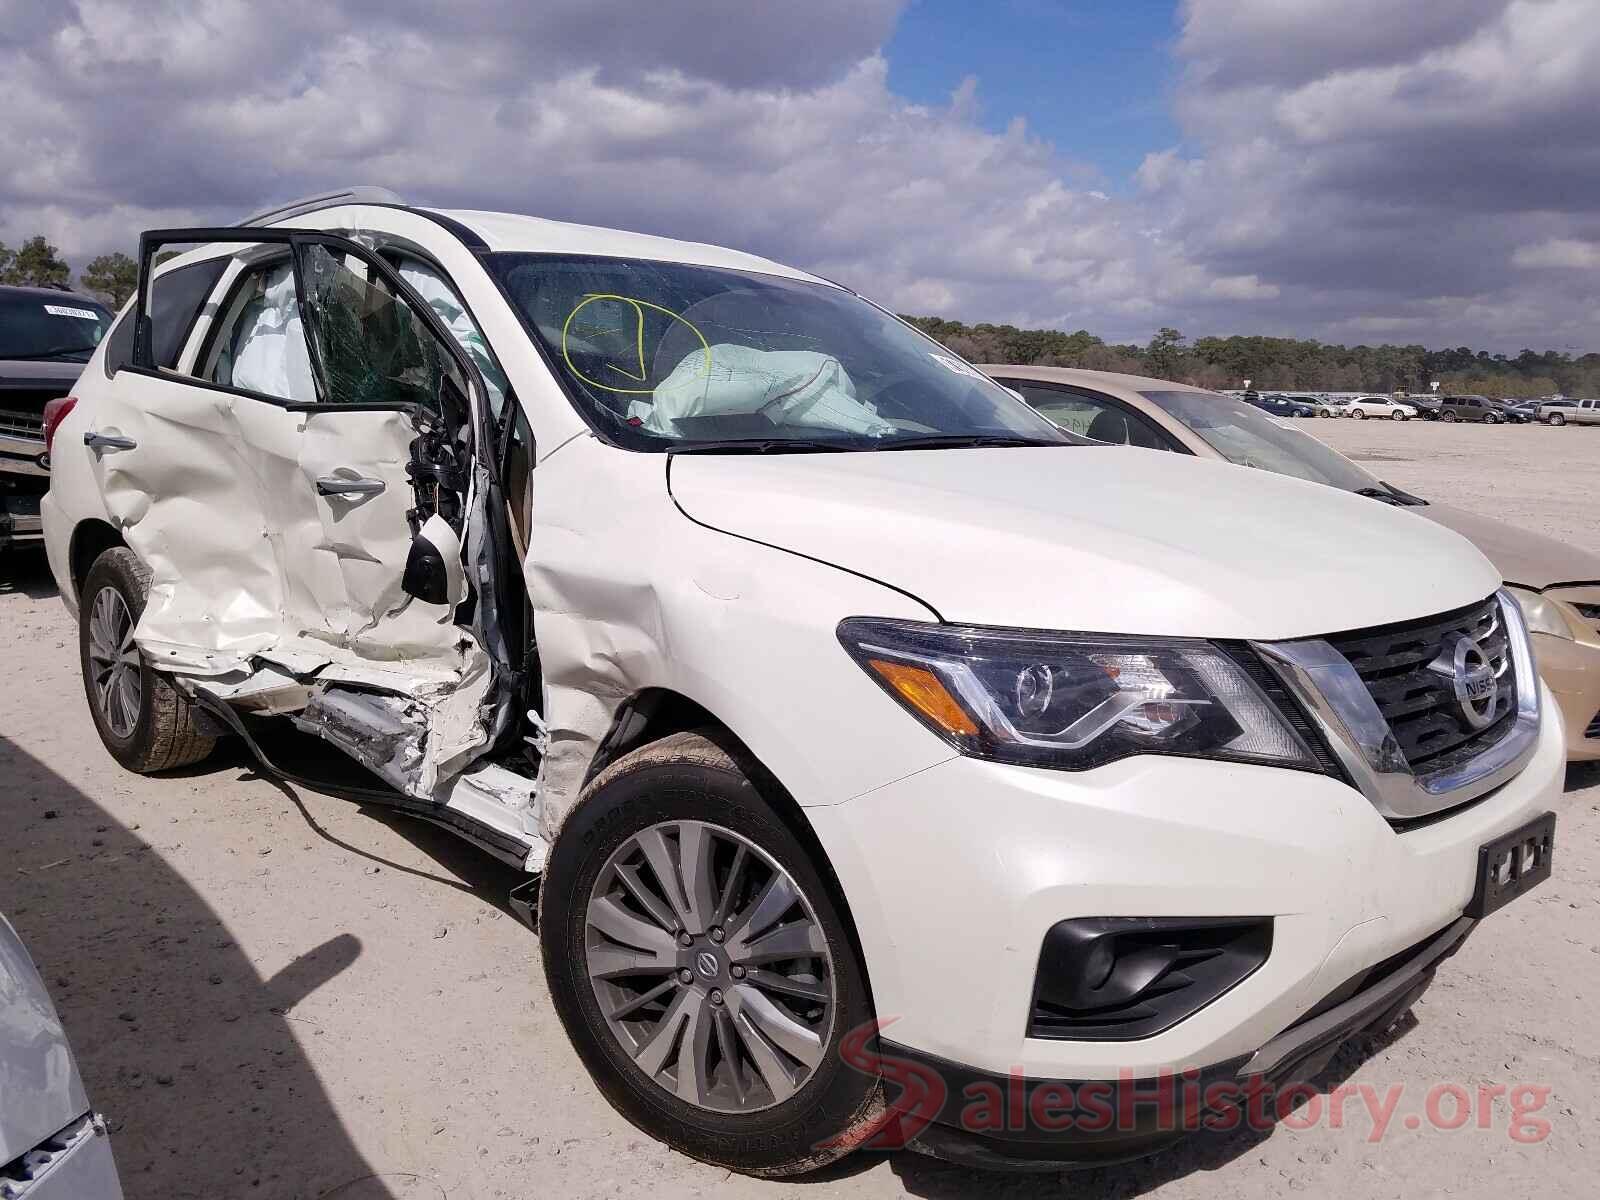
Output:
1144 327 1187 379
80 252 138 305
1 235 71 289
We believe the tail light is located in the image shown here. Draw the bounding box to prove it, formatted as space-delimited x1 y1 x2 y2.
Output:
42 395 78 456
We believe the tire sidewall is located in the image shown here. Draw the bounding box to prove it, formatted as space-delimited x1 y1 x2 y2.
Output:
539 735 877 1175
79 550 158 767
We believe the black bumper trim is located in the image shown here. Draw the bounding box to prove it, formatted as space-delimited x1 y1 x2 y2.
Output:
880 916 1477 1170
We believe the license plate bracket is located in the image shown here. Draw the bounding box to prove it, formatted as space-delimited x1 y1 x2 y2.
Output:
1467 811 1555 919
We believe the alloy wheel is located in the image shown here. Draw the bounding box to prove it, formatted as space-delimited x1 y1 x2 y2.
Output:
88 585 141 739
584 820 836 1113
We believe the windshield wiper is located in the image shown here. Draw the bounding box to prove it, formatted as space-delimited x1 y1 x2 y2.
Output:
8 345 95 361
668 438 861 455
1354 482 1428 507
874 433 1071 451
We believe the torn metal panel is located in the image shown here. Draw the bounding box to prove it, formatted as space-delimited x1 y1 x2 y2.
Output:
293 687 427 794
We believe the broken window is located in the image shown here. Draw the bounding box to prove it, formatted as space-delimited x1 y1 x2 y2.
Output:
299 243 463 411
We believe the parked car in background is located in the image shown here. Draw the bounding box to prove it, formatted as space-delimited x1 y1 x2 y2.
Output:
33 191 1566 1174
1495 401 1535 424
1 911 125 1196
1434 395 1506 423
1248 392 1317 418
1316 397 1351 417
1407 396 1444 420
1540 398 1597 426
0 285 113 553
1346 395 1417 420
987 365 1600 762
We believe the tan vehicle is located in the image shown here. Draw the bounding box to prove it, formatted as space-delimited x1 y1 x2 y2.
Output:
983 366 1600 760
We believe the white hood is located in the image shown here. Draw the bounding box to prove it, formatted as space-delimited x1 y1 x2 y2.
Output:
669 445 1502 641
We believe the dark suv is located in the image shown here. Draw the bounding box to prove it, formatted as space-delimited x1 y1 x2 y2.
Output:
1434 394 1507 424
0 285 113 549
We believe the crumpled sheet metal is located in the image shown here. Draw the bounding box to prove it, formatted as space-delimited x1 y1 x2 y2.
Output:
98 373 462 667
99 369 492 797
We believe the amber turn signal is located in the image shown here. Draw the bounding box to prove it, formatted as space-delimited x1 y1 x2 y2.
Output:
865 659 979 737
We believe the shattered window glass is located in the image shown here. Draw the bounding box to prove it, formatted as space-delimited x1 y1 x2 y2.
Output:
299 243 462 411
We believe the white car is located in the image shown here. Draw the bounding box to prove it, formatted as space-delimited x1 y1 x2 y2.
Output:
1345 396 1417 420
2 912 124 1197
41 189 1562 1175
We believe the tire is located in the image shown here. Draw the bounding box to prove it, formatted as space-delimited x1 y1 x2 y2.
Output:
1392 411 1407 421
1353 408 1366 419
1440 410 1456 422
540 730 880 1177
1548 413 1565 426
79 547 216 773
1484 413 1502 425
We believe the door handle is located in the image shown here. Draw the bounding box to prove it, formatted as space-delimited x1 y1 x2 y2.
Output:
84 431 137 451
316 475 387 497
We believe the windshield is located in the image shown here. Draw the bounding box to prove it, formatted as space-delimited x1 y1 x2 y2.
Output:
486 253 1069 451
1140 389 1382 492
0 293 113 361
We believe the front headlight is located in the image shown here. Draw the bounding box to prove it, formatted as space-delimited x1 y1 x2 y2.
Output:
1506 587 1575 640
838 618 1322 772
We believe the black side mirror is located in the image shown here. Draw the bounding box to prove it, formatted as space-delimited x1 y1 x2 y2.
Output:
402 514 466 606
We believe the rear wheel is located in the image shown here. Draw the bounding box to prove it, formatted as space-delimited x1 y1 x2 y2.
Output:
1548 412 1566 426
540 730 880 1176
79 548 216 773
1353 408 1366 419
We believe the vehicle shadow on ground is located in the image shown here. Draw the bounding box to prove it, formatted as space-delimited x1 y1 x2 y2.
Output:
0 736 430 1200
1566 761 1599 792
817 1017 1420 1198
0 546 59 600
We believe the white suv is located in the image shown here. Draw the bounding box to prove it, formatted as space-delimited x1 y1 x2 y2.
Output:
42 190 1563 1174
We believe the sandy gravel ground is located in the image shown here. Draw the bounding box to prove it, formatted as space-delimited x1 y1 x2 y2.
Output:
2 419 1596 1199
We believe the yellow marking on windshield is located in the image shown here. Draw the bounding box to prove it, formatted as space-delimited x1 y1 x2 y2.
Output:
561 293 711 395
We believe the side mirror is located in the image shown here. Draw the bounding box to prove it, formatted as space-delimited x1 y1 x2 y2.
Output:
402 513 467 607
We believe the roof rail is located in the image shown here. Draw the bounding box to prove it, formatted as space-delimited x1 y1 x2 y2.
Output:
235 186 406 228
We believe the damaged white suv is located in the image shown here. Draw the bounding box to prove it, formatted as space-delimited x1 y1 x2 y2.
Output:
43 189 1562 1174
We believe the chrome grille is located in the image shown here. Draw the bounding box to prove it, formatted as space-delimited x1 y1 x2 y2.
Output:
1324 596 1516 772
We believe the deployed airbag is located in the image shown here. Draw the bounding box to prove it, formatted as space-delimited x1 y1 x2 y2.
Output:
632 345 893 437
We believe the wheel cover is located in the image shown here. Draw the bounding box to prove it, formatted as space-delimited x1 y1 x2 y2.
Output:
88 585 141 739
584 820 837 1113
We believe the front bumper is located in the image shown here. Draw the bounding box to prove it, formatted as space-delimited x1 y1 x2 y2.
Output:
886 917 1473 1169
1534 627 1600 761
807 679 1565 1087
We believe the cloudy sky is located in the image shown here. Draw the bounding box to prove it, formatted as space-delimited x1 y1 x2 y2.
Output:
3 0 1597 350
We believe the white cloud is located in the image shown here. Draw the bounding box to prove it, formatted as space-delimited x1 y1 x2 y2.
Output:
1 1 1596 350
1513 238 1600 269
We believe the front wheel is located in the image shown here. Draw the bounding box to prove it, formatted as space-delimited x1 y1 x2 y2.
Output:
1484 413 1502 424
79 548 216 773
1392 411 1407 420
1441 410 1457 422
540 730 880 1177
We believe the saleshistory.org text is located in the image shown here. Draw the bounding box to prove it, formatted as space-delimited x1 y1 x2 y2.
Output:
821 1020 1553 1153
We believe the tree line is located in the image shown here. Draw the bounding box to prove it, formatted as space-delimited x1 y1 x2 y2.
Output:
1 236 137 305
4 229 1592 398
905 316 1600 400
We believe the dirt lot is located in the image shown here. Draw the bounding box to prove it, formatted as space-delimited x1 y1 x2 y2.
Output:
2 419 1596 1199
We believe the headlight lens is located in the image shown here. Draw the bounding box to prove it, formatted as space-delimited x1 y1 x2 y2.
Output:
1506 587 1575 640
839 618 1321 772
